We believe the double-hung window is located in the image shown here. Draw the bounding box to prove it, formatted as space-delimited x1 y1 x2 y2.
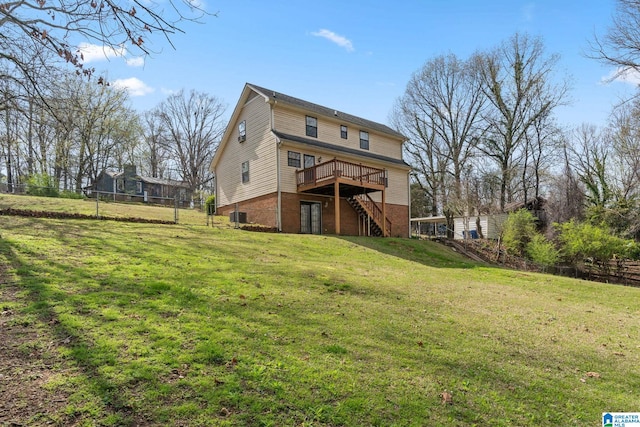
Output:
359 131 369 150
238 120 246 142
241 161 250 183
288 151 301 167
340 125 348 139
306 116 318 138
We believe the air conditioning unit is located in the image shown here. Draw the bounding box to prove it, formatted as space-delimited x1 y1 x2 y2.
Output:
238 135 246 143
230 211 247 223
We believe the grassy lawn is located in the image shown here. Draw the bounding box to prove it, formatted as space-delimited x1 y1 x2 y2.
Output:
0 193 209 225
0 196 638 426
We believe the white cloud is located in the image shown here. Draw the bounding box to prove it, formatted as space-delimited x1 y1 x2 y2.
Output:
112 77 154 97
602 67 640 86
77 42 125 63
126 57 145 67
77 42 145 68
311 29 354 52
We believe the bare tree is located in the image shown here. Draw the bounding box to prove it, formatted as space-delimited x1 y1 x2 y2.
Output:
1 88 18 191
0 43 58 189
518 113 562 203
567 124 612 209
545 156 585 228
60 77 139 191
608 97 640 200
591 0 640 75
155 90 226 194
141 110 170 178
0 0 210 108
477 33 570 211
393 53 486 232
400 54 485 200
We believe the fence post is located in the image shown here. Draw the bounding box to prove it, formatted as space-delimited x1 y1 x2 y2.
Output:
96 193 99 219
174 197 178 224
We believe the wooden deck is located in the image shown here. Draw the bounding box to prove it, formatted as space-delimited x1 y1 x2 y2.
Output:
296 159 389 236
296 159 386 196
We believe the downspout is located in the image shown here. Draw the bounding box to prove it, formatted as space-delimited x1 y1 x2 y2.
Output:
270 101 282 232
213 174 217 214
276 138 282 231
407 171 411 238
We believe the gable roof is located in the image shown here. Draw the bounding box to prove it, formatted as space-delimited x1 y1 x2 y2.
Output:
139 176 189 188
102 170 123 179
248 83 406 140
97 169 187 188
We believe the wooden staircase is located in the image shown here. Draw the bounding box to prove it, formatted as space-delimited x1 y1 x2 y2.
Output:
347 194 391 237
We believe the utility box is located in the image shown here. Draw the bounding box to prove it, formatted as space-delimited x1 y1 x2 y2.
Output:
230 211 247 224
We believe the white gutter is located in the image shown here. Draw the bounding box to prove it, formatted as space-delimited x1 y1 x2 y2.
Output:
407 172 412 238
271 103 282 232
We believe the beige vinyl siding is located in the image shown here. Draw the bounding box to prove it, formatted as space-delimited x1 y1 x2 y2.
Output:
216 96 276 207
367 167 410 206
273 106 403 160
278 144 324 193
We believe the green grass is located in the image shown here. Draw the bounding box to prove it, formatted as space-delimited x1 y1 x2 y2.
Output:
0 196 638 426
0 193 209 225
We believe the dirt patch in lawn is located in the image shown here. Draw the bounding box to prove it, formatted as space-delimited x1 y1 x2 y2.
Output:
0 275 70 425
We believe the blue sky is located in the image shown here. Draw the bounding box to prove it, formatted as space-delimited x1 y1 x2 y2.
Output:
82 0 637 130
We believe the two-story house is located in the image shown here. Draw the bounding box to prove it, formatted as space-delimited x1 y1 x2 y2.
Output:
210 83 411 237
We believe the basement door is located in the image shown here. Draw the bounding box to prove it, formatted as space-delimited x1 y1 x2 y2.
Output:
300 201 322 234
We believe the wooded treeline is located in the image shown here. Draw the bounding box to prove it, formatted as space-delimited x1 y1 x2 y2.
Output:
396 28 640 241
0 0 223 197
0 72 226 196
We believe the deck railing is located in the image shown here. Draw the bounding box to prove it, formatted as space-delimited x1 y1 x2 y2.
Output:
296 158 386 188
353 193 391 236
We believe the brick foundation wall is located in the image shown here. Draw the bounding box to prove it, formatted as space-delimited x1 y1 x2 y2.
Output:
386 203 410 238
218 192 409 237
217 193 279 228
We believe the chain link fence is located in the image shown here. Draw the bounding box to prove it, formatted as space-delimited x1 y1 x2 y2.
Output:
0 184 216 226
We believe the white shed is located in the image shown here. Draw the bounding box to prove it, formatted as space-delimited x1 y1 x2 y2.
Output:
453 214 507 240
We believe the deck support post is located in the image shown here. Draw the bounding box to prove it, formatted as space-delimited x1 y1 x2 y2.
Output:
382 187 387 237
335 181 341 235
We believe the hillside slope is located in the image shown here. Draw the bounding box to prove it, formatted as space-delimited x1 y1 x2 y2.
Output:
0 204 638 426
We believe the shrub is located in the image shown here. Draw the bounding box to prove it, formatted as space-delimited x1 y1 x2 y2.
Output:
526 234 560 268
555 220 639 264
205 195 216 215
26 174 59 197
502 209 537 257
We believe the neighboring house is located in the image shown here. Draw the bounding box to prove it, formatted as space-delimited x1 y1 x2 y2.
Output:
210 83 411 237
88 165 191 205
